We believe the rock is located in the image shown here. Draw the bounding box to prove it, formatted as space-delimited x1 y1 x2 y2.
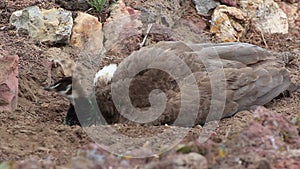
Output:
0 159 54 169
278 1 299 26
0 53 18 112
241 106 300 151
239 0 288 34
172 153 207 169
219 0 237 6
210 5 248 42
9 6 73 44
103 0 142 57
138 0 208 43
138 0 182 29
170 23 208 43
238 106 300 168
104 0 208 58
200 106 300 168
146 152 208 169
70 12 104 54
71 157 101 169
55 0 91 11
192 0 219 15
73 143 138 168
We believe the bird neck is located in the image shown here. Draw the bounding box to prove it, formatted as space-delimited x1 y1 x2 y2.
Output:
65 103 80 126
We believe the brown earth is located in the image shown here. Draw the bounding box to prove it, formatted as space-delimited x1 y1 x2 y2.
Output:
0 0 299 168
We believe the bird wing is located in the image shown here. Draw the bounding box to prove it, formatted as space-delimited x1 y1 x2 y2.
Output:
96 41 291 125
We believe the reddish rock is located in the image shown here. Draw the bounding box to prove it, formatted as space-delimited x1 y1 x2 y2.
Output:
0 52 18 112
278 1 299 26
220 0 237 6
103 0 142 57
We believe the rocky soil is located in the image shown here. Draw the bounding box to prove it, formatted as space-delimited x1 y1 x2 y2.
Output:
0 0 299 168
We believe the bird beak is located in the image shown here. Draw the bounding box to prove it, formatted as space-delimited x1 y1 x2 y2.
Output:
44 84 59 91
44 85 52 91
44 82 61 91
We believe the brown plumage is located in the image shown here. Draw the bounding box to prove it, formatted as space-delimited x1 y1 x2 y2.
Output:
94 41 291 126
45 41 292 126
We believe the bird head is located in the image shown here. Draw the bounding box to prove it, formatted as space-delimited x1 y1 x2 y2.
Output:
44 77 74 100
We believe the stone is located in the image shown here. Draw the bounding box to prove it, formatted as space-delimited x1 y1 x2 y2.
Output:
192 0 219 15
70 12 104 54
243 106 300 149
220 0 237 6
278 1 299 26
0 159 54 169
71 157 100 169
103 0 208 58
0 52 18 112
210 5 248 42
239 0 289 34
138 0 208 43
146 152 208 169
103 0 142 57
9 6 73 44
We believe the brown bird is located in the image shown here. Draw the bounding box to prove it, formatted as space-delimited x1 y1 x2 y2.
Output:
45 41 292 126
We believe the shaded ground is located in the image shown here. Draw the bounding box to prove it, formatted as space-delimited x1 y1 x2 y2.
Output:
0 0 299 168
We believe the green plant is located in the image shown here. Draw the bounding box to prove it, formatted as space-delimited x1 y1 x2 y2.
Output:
88 0 107 13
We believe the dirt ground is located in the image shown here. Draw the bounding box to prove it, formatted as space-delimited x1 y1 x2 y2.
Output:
0 0 299 168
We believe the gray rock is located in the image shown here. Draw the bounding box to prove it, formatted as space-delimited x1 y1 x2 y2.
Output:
9 6 73 44
192 0 219 15
138 0 208 42
239 0 288 34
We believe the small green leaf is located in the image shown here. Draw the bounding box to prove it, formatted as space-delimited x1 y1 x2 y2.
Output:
88 0 107 13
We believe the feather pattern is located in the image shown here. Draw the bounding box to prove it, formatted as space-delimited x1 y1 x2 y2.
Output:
95 41 291 125
45 41 292 126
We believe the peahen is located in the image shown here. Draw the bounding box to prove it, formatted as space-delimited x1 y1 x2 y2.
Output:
44 41 293 127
